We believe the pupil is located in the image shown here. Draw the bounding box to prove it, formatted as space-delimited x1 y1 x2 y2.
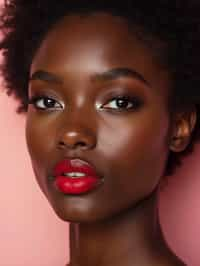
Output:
117 98 128 108
44 98 54 107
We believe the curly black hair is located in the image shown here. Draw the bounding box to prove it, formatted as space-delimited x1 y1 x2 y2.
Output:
0 0 200 176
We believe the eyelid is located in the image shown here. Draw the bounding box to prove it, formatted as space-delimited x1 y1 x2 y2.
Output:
96 94 143 112
28 94 65 109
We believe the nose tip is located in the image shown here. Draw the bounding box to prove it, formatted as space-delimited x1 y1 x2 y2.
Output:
58 130 96 151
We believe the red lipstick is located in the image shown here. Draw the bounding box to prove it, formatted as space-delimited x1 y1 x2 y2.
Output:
53 159 102 195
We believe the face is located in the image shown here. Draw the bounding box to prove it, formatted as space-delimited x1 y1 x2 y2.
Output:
26 13 172 222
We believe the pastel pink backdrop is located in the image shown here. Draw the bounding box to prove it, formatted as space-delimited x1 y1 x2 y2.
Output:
158 143 200 266
0 3 200 264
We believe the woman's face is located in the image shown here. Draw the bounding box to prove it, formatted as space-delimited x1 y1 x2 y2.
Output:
26 13 172 222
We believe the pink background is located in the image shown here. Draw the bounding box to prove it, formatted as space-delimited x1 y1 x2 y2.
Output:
0 3 200 264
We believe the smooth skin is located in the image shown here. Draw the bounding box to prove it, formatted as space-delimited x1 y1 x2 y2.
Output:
26 13 196 266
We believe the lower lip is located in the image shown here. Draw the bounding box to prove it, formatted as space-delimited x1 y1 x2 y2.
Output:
54 176 100 195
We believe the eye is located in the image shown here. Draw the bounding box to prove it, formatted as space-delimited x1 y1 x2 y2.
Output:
102 96 142 111
28 95 64 110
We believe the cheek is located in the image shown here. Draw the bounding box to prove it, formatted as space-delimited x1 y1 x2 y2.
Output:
98 110 170 194
25 112 56 188
25 109 56 157
26 116 45 162
100 109 169 156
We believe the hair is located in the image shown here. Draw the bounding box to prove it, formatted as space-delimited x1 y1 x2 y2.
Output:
0 0 200 176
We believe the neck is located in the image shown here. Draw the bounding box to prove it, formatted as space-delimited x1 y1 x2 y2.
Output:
68 191 184 266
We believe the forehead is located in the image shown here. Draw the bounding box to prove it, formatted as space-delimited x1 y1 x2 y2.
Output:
32 13 147 64
31 13 171 96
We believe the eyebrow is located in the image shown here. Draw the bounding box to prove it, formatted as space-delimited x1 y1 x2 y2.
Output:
92 67 150 86
29 67 150 86
29 70 63 84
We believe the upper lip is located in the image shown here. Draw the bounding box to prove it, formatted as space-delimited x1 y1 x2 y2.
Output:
53 158 101 178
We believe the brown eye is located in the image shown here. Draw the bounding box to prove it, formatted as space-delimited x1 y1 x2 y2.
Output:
102 96 142 111
28 96 64 110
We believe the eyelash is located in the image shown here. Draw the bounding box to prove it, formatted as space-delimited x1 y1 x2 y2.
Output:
27 94 142 112
28 95 63 110
101 95 142 112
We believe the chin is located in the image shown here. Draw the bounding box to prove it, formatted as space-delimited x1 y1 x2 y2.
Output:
47 199 107 224
48 197 142 225
52 208 109 224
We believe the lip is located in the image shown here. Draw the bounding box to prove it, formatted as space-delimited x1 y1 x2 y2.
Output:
52 158 103 195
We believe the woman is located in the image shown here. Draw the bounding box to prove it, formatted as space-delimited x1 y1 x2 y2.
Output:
0 1 199 265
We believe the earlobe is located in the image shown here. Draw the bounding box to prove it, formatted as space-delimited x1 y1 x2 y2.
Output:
169 106 197 152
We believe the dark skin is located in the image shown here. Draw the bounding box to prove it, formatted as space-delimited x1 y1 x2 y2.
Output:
25 13 196 266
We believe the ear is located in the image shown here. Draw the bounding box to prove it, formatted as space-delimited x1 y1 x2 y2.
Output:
169 106 197 152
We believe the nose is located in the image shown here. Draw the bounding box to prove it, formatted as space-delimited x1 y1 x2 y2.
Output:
58 124 97 151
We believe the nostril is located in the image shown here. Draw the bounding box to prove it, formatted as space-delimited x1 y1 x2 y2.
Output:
74 141 87 148
59 141 65 146
58 140 88 149
58 130 97 150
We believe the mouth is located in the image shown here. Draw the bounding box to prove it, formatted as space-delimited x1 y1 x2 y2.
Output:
50 159 103 195
63 172 87 178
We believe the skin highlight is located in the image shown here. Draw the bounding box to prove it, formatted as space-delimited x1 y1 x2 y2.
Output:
25 14 196 266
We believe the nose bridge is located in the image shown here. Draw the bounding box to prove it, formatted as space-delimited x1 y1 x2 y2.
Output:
58 102 97 150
